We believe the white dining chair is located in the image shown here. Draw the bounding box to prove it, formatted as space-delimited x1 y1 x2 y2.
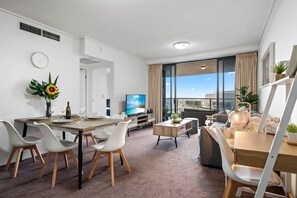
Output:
33 122 79 188
1 120 44 178
88 120 131 186
93 114 126 141
210 126 286 198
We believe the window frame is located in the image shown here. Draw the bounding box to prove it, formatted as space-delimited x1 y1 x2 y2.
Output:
261 42 275 85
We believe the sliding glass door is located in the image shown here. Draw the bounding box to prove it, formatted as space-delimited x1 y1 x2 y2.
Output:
162 64 176 120
163 57 235 120
218 57 236 111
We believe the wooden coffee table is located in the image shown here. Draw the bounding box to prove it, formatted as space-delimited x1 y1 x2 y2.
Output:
153 119 192 148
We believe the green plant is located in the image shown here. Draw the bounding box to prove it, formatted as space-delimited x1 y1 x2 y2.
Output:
271 62 287 74
236 86 259 105
287 123 297 133
28 72 59 103
163 106 170 115
171 113 179 119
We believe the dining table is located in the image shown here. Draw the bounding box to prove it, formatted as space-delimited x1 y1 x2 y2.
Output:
15 115 122 190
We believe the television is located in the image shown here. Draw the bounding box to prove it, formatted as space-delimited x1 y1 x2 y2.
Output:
125 94 146 116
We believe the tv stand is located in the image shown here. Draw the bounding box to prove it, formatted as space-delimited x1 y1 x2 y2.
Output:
127 113 155 136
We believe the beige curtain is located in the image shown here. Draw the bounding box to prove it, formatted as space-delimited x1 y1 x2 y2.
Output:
148 64 163 123
235 52 258 109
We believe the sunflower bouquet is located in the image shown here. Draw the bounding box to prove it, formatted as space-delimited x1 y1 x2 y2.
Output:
29 73 59 116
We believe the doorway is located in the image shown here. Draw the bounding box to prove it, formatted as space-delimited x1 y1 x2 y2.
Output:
79 58 114 116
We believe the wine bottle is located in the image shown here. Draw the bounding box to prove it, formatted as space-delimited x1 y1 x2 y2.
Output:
65 101 71 119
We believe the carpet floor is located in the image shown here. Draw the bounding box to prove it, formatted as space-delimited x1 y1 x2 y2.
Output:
0 126 282 198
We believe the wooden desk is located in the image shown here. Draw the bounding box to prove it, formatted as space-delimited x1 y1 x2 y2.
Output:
15 116 122 189
234 131 297 174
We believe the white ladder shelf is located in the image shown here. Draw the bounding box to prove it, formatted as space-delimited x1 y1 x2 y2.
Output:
255 76 296 197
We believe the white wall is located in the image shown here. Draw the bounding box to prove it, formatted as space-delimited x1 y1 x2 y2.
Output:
258 0 297 196
0 10 148 166
81 37 148 114
0 10 80 165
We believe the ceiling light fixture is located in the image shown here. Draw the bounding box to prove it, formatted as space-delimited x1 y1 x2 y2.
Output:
173 42 190 50
201 65 206 70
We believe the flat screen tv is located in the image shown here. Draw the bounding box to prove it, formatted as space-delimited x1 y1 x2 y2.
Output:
126 94 146 116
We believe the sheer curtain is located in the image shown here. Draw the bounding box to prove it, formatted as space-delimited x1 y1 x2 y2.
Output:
235 52 258 109
148 64 163 123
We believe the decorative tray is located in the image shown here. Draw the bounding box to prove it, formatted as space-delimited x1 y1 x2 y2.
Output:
172 119 182 123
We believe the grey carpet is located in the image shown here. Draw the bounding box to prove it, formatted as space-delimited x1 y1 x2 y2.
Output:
0 127 283 198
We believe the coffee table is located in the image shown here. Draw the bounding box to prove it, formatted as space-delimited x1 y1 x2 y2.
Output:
153 119 192 148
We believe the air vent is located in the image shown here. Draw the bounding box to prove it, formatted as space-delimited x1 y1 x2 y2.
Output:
19 22 60 42
20 22 41 36
42 30 60 42
80 58 101 64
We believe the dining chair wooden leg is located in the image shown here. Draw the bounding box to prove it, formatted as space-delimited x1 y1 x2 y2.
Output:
74 135 78 142
223 178 233 198
64 154 69 168
13 148 23 178
92 150 98 161
5 147 17 171
69 150 79 169
85 136 89 147
119 149 131 173
29 147 36 162
52 153 59 188
39 152 51 178
91 135 97 145
110 152 115 186
107 153 110 167
33 145 44 165
88 151 101 179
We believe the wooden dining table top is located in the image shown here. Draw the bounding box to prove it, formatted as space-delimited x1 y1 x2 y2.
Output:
15 115 123 132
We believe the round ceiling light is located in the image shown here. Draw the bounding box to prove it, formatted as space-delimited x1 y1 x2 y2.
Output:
201 65 206 70
173 42 190 50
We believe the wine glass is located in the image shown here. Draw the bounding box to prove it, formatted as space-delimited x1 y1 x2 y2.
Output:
50 106 55 115
79 107 86 118
60 106 66 116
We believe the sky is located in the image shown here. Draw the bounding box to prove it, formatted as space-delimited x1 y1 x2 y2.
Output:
166 72 235 98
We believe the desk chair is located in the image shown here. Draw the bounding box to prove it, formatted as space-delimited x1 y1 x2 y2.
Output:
1 120 44 178
210 126 286 198
34 122 78 188
88 120 131 186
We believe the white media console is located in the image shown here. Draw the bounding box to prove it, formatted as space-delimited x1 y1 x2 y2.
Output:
127 113 155 136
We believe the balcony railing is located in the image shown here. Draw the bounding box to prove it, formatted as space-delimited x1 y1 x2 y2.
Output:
165 97 234 114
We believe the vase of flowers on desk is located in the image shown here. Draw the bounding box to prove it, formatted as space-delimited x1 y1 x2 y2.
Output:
28 72 60 117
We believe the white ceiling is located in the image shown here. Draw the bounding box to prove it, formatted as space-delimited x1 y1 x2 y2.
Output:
0 0 274 62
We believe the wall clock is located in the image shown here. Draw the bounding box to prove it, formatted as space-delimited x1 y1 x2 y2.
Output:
31 52 49 69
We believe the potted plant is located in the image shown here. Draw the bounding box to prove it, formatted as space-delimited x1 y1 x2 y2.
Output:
271 62 287 81
171 113 182 123
287 123 297 142
236 86 259 109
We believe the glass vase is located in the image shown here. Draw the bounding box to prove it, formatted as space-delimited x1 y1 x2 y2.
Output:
46 102 51 117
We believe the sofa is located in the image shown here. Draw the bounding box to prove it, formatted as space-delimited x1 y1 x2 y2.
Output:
199 115 280 169
200 126 222 168
181 109 217 127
